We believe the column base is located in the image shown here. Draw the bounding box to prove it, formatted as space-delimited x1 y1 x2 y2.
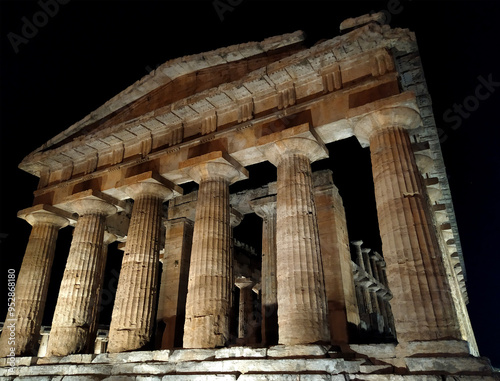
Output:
396 339 471 357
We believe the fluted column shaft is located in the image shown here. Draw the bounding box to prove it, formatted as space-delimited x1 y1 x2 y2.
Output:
235 278 254 340
352 241 373 314
314 174 359 345
250 197 278 346
88 231 116 349
355 107 461 342
46 199 115 357
108 181 174 353
181 152 247 348
275 153 330 344
184 176 231 348
0 207 68 357
258 124 330 345
157 218 193 349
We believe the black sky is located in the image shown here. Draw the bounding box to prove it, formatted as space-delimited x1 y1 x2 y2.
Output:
0 0 499 366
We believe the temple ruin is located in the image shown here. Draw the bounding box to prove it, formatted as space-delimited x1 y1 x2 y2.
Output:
1 12 498 380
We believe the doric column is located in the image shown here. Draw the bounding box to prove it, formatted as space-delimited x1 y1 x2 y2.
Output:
108 172 181 353
250 195 278 346
354 106 461 343
0 205 68 357
370 251 393 335
362 247 383 333
157 217 194 349
180 151 248 348
313 171 360 345
46 193 116 357
88 231 116 349
229 209 243 345
352 240 373 327
235 277 254 341
258 123 330 345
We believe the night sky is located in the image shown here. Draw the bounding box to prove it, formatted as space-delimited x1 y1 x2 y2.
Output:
1 1 499 366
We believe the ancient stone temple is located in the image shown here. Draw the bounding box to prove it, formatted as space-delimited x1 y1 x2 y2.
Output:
1 12 498 380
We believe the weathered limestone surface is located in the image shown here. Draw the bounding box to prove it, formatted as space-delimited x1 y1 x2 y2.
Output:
314 174 360 345
354 106 461 343
235 277 254 341
108 175 179 353
0 206 68 357
5 12 496 381
250 195 278 346
46 197 116 357
157 217 193 349
258 124 330 345
181 152 248 348
1 347 497 380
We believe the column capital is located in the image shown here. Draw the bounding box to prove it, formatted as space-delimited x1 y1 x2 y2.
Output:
18 204 70 228
257 123 328 166
103 231 117 245
56 189 121 217
250 195 277 219
118 171 183 201
350 240 364 247
179 151 248 184
230 208 244 228
235 276 254 289
353 106 421 146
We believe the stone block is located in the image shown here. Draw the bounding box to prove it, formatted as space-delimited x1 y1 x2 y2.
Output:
349 344 396 359
98 350 169 363
37 357 63 365
403 340 470 357
359 364 394 374
301 376 343 381
152 350 171 362
90 354 110 364
348 376 442 380
238 376 337 381
405 356 492 374
305 358 360 374
13 357 33 367
267 344 329 358
444 376 500 381
61 376 101 381
236 376 299 381
162 376 236 381
111 363 176 375
168 349 215 362
59 354 94 364
175 358 359 375
215 347 267 359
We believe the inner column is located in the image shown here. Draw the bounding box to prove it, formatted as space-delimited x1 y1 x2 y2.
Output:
250 196 278 346
180 151 248 348
258 124 330 345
